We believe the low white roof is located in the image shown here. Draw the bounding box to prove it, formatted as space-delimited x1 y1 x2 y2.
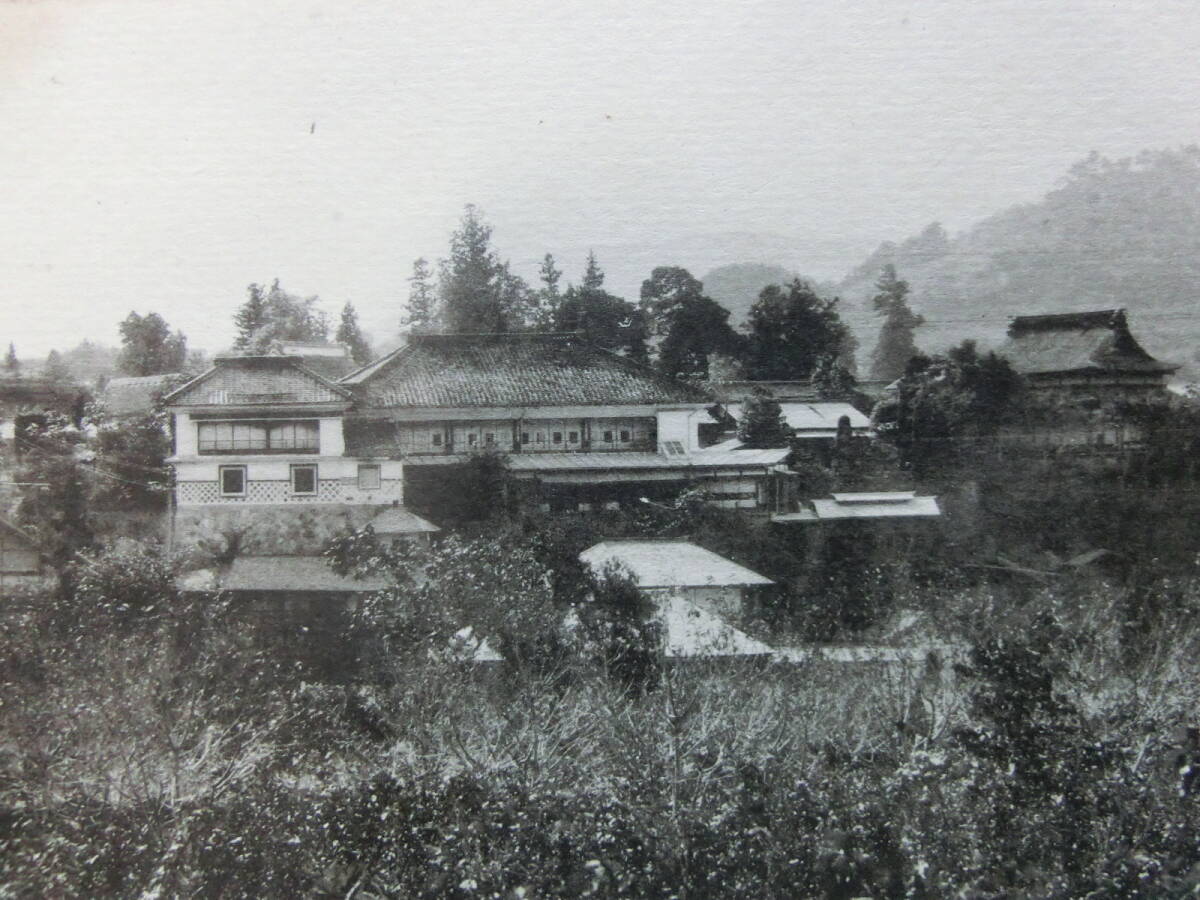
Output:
772 493 940 523
370 506 441 535
659 596 775 657
580 540 774 588
725 401 870 433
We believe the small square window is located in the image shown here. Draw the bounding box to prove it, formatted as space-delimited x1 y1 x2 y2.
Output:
358 464 381 490
536 432 545 443
552 431 562 443
431 432 443 446
219 465 246 496
620 429 631 442
468 433 478 446
521 432 530 444
568 431 578 442
603 430 613 442
291 464 317 495
485 432 495 445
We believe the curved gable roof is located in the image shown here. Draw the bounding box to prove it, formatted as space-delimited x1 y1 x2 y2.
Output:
343 333 711 409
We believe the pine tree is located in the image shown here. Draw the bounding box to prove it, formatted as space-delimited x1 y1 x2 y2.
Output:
640 266 742 379
232 280 329 353
336 302 373 365
4 342 19 375
405 257 438 333
737 386 792 448
582 250 604 291
870 265 924 381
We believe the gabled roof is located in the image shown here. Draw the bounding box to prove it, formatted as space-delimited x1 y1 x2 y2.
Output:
706 380 823 403
99 374 181 417
163 355 353 408
999 309 1176 377
341 333 712 409
580 539 774 588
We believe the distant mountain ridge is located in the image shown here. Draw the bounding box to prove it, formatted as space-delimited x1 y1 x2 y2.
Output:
832 148 1200 381
701 148 1200 382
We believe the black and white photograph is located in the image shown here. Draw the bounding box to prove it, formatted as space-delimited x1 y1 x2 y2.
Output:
2 1 1199 896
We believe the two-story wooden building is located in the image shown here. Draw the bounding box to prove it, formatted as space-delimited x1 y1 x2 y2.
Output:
164 333 790 554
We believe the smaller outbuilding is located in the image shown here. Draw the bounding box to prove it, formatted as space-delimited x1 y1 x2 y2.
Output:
772 491 941 523
580 538 773 619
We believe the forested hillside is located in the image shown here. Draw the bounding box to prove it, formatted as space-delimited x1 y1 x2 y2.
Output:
834 148 1200 381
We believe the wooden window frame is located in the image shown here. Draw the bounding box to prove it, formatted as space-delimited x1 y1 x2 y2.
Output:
219 465 247 497
290 463 318 495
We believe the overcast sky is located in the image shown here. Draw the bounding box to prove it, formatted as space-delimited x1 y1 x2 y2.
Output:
1 0 1198 358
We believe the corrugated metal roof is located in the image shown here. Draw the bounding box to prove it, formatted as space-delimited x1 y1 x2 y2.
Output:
581 540 774 588
341 333 712 408
178 556 389 592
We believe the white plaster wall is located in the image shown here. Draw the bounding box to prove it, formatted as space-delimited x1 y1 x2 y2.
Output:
656 410 698 452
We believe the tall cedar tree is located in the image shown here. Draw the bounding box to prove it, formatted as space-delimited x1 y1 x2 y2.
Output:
869 264 924 381
532 253 563 331
437 205 532 333
742 279 854 380
737 386 792 448
117 312 188 376
4 342 18 374
640 266 741 379
405 257 438 333
335 302 373 365
553 253 648 361
232 280 329 353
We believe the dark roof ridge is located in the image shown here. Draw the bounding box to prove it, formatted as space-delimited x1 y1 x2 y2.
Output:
1008 309 1126 334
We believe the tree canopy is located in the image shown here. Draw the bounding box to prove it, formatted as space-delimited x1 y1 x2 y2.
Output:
553 254 648 361
737 386 792 448
117 311 188 376
640 266 741 380
741 279 854 381
232 280 330 353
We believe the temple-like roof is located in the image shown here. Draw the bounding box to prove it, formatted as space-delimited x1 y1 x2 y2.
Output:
341 333 712 409
999 309 1176 377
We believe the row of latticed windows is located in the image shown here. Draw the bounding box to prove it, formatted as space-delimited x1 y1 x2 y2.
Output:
198 421 319 453
394 422 650 454
217 463 382 496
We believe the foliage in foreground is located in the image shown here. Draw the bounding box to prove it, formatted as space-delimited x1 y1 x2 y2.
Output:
3 538 1200 897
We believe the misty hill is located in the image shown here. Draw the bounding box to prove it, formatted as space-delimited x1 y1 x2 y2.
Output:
833 148 1200 381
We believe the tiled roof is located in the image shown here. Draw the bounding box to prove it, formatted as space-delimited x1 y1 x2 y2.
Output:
1000 309 1176 377
342 333 712 408
581 539 774 588
706 380 823 402
164 356 352 407
100 374 181 417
